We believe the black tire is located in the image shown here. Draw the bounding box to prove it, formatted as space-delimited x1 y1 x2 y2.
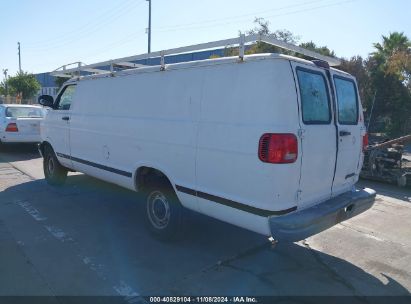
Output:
43 145 68 186
143 178 185 240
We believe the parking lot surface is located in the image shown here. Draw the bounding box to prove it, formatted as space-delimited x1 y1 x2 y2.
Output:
0 144 410 302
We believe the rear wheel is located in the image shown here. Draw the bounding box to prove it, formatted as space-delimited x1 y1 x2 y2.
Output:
43 145 67 186
143 178 185 240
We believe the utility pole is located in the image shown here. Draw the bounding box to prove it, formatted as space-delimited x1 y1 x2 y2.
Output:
146 0 151 53
2 69 8 96
17 42 22 73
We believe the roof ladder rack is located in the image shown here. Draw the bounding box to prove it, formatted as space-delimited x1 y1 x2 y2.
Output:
50 34 341 78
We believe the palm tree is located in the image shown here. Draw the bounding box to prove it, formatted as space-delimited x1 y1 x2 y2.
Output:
373 32 411 59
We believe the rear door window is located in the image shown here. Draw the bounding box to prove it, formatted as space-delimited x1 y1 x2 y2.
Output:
5 107 44 118
296 68 331 124
334 76 358 125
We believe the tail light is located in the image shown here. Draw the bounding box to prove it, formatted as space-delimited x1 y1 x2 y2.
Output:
5 123 18 132
259 133 298 164
362 133 369 151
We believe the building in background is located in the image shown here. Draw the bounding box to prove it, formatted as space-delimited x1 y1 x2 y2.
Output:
34 72 59 98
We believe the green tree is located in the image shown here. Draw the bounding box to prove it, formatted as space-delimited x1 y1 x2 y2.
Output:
225 18 338 60
339 56 373 109
373 32 411 59
245 18 300 55
298 41 336 58
386 49 411 86
237 18 338 62
0 82 5 95
6 72 41 100
367 32 411 135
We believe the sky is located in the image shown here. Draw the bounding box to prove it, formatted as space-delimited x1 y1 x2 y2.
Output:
0 0 410 76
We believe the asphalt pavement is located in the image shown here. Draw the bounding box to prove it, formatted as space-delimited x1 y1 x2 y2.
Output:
0 144 410 302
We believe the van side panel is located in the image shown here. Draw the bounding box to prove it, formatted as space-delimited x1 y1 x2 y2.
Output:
69 58 300 235
194 59 300 234
69 68 203 212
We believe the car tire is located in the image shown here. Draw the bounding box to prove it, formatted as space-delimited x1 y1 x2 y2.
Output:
143 178 185 240
43 145 68 186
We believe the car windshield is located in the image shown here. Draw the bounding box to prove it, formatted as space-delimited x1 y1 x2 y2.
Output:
5 107 45 118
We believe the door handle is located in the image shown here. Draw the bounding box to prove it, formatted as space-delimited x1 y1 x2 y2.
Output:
339 130 351 136
62 116 70 121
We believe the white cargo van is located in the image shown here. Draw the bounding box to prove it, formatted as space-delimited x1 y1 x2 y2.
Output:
38 35 376 241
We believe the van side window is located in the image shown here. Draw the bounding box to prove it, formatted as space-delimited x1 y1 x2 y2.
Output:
55 85 76 110
296 69 331 124
334 77 358 125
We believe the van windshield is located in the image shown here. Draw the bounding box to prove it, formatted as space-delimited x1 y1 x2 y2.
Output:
5 107 45 118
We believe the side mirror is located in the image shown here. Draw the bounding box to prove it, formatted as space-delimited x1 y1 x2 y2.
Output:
38 95 54 108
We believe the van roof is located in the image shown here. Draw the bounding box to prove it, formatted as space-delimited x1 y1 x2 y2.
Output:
67 53 352 84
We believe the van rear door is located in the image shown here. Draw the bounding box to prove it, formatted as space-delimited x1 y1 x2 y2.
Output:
291 63 337 209
330 73 363 196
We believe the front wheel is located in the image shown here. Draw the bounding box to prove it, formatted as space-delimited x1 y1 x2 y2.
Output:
43 145 68 186
144 179 185 240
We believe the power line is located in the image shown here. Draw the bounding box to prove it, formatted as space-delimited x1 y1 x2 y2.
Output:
262 0 358 21
19 0 359 54
24 0 354 54
25 0 145 50
154 0 359 33
29 31 145 73
26 0 359 73
25 0 140 47
80 32 145 61
154 0 328 31
71 0 351 71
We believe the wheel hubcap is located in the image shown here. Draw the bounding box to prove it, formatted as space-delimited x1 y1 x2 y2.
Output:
147 190 171 229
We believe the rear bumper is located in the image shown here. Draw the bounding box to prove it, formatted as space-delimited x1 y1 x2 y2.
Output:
269 187 376 242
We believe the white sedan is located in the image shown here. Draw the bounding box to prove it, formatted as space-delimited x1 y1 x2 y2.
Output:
0 104 46 144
